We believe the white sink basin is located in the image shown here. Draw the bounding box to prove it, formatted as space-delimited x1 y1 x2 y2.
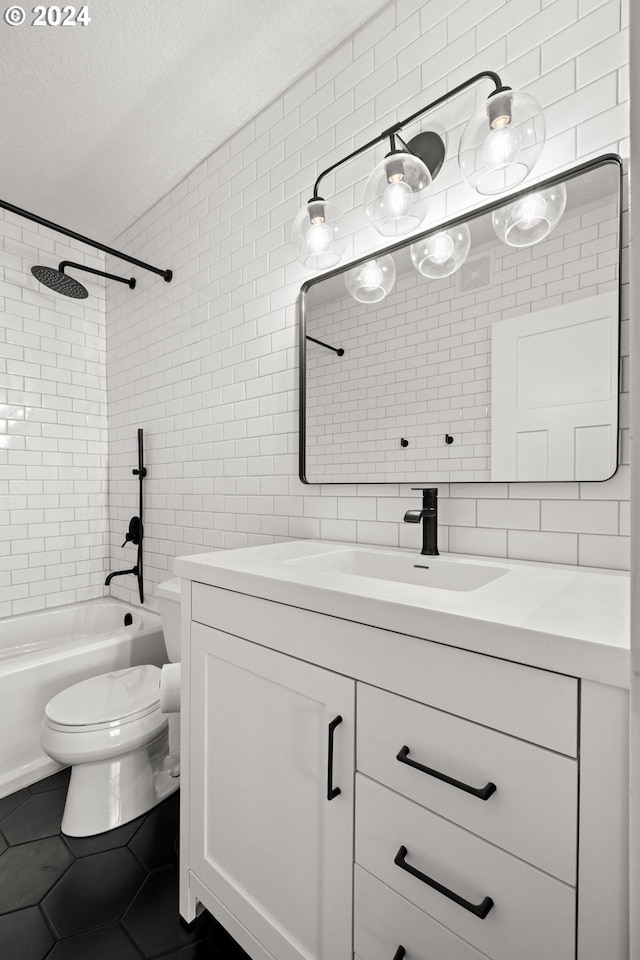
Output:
287 548 508 592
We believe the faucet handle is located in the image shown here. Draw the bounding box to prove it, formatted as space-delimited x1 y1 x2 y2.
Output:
411 487 438 494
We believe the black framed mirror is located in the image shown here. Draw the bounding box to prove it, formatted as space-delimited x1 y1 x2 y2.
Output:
299 154 622 485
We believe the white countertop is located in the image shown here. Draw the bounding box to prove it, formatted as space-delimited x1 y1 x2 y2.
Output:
174 541 630 688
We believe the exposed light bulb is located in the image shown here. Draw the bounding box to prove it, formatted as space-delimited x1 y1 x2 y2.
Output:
345 254 396 303
306 221 333 254
513 192 547 227
425 232 454 265
291 199 345 269
359 260 384 292
492 182 567 248
480 123 522 169
410 224 471 280
381 180 413 219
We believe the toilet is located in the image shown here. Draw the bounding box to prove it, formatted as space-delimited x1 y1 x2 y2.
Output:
40 577 182 837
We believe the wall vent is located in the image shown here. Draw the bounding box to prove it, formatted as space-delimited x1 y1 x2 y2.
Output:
456 251 493 294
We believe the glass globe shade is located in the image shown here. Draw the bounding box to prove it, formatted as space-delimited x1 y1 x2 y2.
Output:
492 181 567 247
345 254 396 303
410 223 471 279
363 152 432 237
291 199 346 270
459 88 545 195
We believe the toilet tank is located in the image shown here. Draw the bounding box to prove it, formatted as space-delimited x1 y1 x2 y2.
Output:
157 578 181 661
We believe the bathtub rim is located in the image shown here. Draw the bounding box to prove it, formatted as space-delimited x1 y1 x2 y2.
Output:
0 597 162 674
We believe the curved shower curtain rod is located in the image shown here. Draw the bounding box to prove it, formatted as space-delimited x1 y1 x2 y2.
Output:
0 197 173 282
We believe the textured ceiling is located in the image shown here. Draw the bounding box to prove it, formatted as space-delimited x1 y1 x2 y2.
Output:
0 0 389 241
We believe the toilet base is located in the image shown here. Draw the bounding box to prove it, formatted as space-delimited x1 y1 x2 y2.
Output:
61 730 179 837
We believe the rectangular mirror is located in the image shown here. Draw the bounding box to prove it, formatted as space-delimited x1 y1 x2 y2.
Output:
299 155 621 484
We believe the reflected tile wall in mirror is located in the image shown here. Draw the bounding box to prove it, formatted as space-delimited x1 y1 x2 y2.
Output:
302 158 620 484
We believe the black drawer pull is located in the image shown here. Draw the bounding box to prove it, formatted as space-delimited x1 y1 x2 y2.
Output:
396 745 497 801
392 948 406 960
394 845 494 919
327 715 342 800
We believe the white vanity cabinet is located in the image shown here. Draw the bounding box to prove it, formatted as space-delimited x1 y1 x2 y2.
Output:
178 565 630 960
187 621 355 960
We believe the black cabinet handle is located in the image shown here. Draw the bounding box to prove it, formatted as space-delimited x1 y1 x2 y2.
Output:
394 846 494 919
327 715 342 800
392 948 406 960
396 746 496 801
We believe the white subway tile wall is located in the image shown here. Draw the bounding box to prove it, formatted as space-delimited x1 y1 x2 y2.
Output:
106 0 630 611
0 213 108 617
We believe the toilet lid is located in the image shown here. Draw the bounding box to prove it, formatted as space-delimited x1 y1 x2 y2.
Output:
45 664 162 727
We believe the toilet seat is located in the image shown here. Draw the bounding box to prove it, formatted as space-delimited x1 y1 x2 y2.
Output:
41 663 169 770
45 664 162 732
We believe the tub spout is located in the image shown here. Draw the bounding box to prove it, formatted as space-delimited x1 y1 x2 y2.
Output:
105 566 138 586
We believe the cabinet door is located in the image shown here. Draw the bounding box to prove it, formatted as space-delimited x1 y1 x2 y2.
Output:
190 623 355 960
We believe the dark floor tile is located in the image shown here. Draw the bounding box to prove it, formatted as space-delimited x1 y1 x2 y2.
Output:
208 917 251 960
0 788 30 820
42 847 146 937
0 783 246 960
1 789 67 845
128 794 179 871
0 906 55 960
46 924 143 960
0 837 73 914
122 867 211 958
29 769 71 794
64 813 145 858
156 941 234 960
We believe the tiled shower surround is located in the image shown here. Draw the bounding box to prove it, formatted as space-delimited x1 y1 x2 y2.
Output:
305 193 618 483
97 0 630 608
0 215 108 618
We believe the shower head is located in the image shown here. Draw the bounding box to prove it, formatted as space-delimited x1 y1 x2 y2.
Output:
31 260 136 299
31 264 88 299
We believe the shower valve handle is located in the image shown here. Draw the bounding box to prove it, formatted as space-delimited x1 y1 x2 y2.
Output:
121 516 142 548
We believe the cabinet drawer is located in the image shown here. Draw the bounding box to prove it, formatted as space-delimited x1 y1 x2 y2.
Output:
355 774 575 960
355 866 487 960
357 683 577 883
191 582 578 755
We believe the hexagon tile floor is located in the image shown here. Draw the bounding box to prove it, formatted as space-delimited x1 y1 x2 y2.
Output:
0 769 250 960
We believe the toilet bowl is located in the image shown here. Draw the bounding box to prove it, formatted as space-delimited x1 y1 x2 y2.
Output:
40 578 182 837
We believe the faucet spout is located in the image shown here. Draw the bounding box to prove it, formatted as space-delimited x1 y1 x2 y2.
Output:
404 488 439 556
105 566 138 586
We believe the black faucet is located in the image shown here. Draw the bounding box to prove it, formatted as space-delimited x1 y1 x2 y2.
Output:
404 487 439 556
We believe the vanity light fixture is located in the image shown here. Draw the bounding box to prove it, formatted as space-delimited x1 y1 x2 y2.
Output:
410 223 471 279
459 88 546 196
291 197 346 270
345 254 396 303
292 71 545 269
492 181 567 247
363 133 432 237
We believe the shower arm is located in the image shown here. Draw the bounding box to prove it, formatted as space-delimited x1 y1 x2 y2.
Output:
0 198 172 281
59 261 136 289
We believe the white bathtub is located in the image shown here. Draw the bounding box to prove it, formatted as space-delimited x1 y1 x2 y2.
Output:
0 599 167 798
